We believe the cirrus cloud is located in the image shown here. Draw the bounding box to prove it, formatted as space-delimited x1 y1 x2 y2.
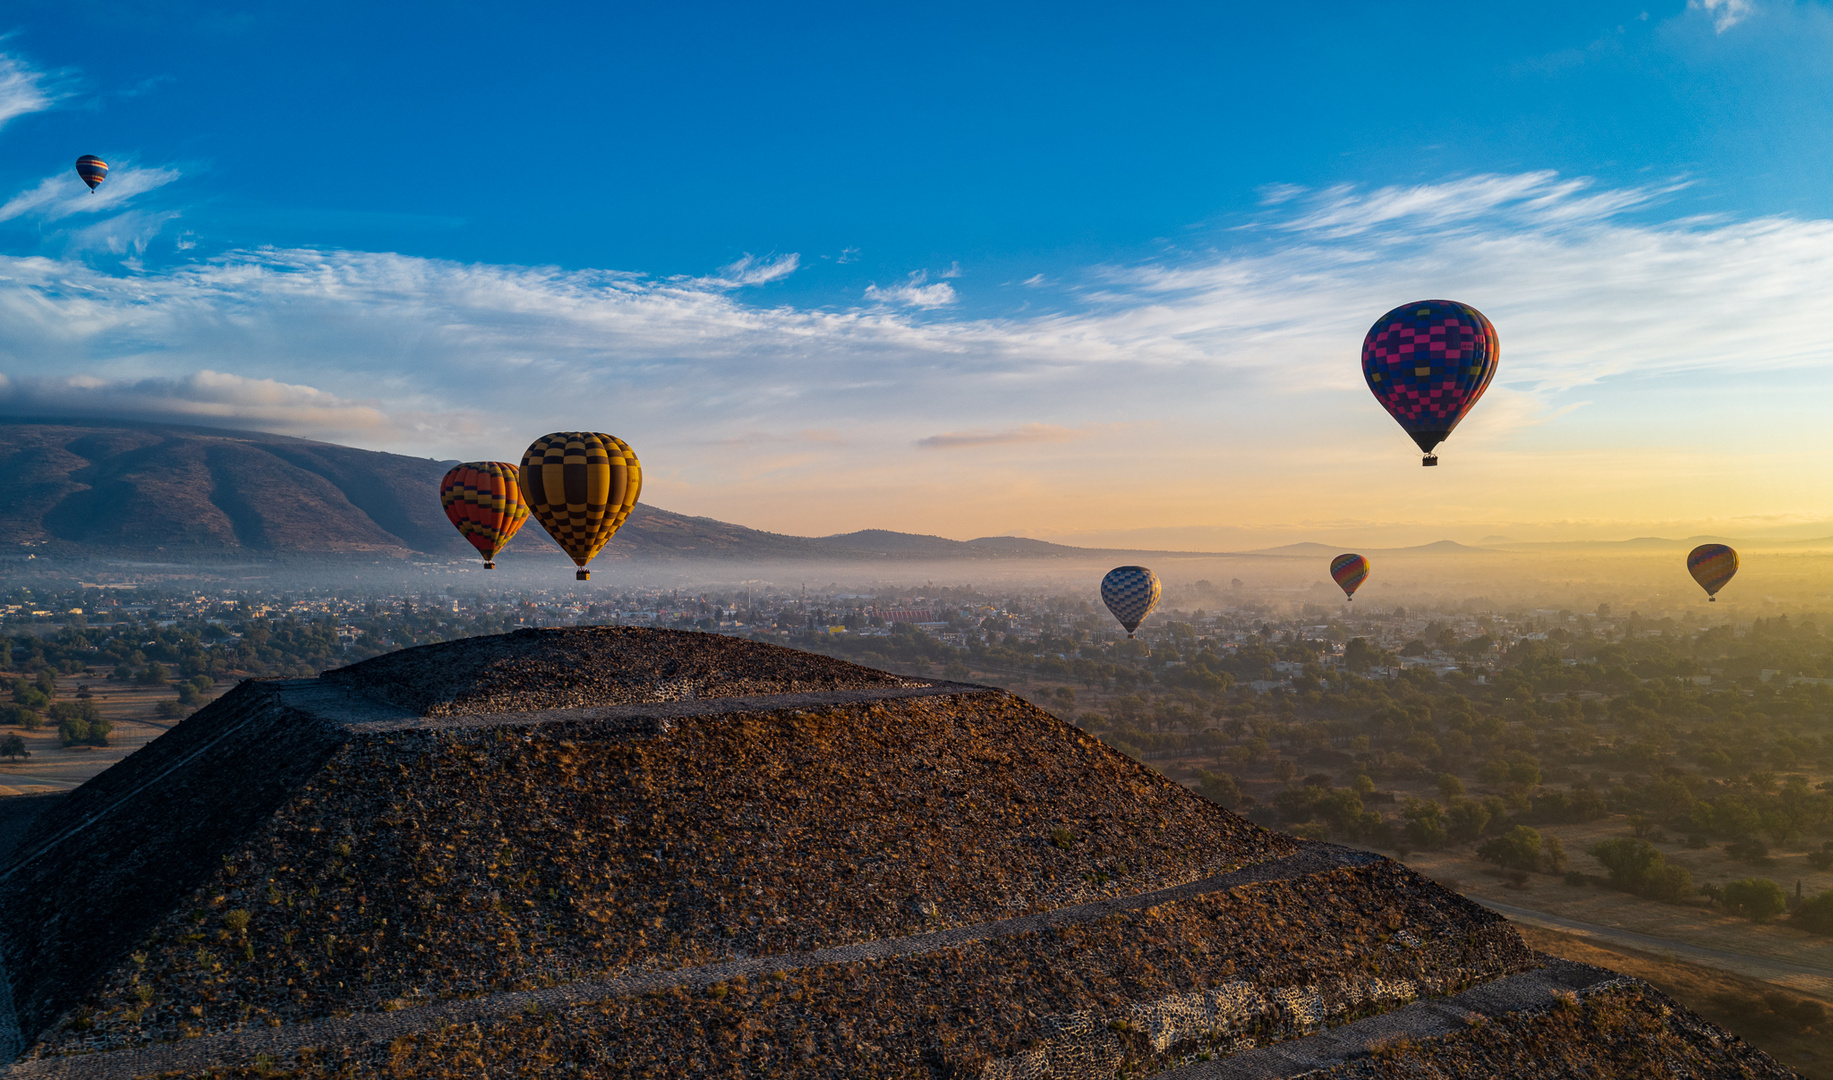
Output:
0 51 67 132
0 164 186 224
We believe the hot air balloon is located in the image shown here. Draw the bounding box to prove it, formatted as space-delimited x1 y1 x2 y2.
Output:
440 462 529 569
1362 299 1499 466
1330 553 1369 600
1687 544 1738 602
518 432 641 580
1101 566 1161 638
75 155 108 191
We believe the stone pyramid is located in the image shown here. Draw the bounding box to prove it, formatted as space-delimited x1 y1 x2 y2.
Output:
0 628 1796 1078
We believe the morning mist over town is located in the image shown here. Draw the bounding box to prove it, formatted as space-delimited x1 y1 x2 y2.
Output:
1 3 1832 1078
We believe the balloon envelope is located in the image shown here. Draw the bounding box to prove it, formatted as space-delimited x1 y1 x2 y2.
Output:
1330 553 1369 599
1687 544 1738 600
440 461 529 567
1362 300 1498 463
1101 566 1161 638
75 155 107 190
518 432 641 580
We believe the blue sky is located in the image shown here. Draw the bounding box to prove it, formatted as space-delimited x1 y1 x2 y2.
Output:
3 1 1833 546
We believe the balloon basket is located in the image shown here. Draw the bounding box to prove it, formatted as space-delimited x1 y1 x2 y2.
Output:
576 570 590 581
1421 454 1438 467
1708 596 1716 602
483 562 495 569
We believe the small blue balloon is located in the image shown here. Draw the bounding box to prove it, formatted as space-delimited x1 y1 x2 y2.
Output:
1101 566 1161 638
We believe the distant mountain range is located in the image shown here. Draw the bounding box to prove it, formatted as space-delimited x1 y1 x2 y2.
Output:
8 418 1829 563
0 419 1195 563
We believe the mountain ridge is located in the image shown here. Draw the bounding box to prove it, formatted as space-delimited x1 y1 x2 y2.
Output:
11 418 1831 563
0 418 1240 564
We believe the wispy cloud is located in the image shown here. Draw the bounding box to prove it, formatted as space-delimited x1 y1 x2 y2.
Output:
864 270 956 308
0 164 185 223
689 252 799 288
0 51 67 131
2 169 1832 540
1691 0 1755 32
1270 171 1677 239
916 423 1090 449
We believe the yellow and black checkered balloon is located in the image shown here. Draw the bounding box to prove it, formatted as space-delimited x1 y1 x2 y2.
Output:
517 432 641 579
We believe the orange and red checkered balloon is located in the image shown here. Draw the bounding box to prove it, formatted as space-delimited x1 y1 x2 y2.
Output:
1330 553 1369 600
439 462 529 568
1687 544 1738 601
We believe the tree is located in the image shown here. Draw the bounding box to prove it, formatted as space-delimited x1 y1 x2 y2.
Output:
1446 799 1492 844
1722 878 1787 923
1476 760 1510 788
10 679 48 711
1793 890 1833 936
0 733 27 760
53 699 111 747
136 662 168 687
0 704 41 731
1436 773 1465 801
1191 769 1242 809
1541 835 1569 874
1402 798 1448 849
1344 638 1388 673
1477 826 1543 872
1588 838 1694 903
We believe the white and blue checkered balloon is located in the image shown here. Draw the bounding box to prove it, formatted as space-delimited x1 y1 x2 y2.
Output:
1101 565 1161 638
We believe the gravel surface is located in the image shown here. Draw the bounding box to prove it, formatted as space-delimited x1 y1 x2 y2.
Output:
0 845 1398 1079
323 627 917 717
27 686 1294 1055
1283 979 1799 1079
33 859 1532 1079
